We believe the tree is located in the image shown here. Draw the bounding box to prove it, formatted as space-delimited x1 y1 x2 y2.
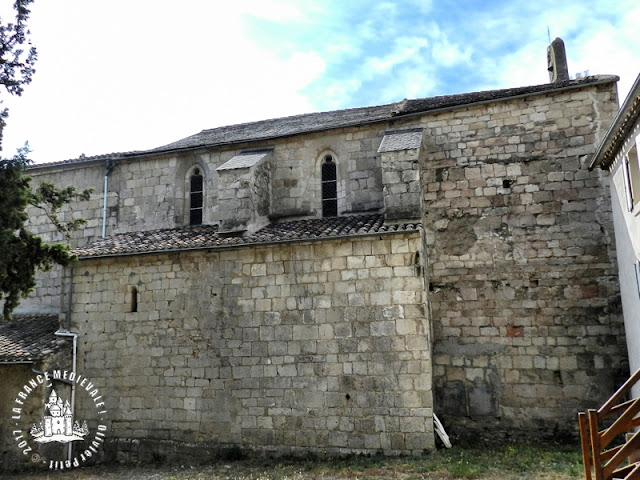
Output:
0 1 92 321
1 0 37 151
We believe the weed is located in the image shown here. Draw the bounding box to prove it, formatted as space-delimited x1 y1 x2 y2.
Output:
1 443 585 480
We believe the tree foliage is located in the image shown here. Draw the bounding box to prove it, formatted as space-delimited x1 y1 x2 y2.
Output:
0 149 91 320
0 1 92 321
1 0 37 150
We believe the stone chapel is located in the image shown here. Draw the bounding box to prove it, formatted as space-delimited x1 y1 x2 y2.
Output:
0 52 629 464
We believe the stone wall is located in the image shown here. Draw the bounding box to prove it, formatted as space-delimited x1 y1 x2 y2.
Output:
18 125 390 314
269 130 385 218
379 129 423 220
13 77 628 450
420 82 628 440
70 232 433 458
26 125 388 240
0 364 44 471
217 150 273 234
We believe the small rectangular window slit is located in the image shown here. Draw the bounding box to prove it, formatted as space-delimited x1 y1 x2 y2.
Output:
129 286 138 313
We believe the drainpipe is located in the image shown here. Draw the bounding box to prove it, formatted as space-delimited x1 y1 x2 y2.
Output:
54 329 77 463
65 266 74 331
102 159 115 238
55 265 78 463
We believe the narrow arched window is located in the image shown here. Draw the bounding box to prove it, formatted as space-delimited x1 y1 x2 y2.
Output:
190 168 204 225
321 155 337 217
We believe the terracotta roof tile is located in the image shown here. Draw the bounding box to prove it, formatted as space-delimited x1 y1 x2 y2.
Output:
0 315 66 362
75 215 421 258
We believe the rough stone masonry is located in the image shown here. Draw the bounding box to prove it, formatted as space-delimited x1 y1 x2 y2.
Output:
1 75 628 464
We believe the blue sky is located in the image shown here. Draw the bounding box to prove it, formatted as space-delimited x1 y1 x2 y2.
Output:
2 0 640 163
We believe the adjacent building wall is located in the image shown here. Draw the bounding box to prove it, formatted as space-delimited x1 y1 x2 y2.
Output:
608 120 640 395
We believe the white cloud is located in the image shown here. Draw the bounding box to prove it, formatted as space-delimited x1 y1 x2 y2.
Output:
3 0 640 163
569 4 640 99
2 0 328 161
378 66 439 102
365 37 429 74
428 24 473 68
466 1 640 100
405 0 433 16
240 0 309 23
321 79 363 110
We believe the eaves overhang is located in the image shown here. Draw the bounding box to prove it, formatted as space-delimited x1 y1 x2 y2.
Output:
589 72 640 171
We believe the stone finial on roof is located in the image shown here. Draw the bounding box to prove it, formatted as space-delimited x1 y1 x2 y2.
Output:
547 37 569 83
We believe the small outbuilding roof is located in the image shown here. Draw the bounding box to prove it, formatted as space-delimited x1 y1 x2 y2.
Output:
74 214 421 259
0 315 65 363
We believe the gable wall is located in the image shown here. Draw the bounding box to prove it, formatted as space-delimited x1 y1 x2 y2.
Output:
419 81 627 440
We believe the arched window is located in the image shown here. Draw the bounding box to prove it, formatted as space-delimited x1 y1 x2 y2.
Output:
321 155 337 217
189 168 204 225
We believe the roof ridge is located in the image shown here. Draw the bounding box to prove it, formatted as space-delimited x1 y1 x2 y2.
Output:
30 75 619 168
198 103 399 136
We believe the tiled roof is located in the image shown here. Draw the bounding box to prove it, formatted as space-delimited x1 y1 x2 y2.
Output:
0 315 66 362
28 152 133 170
74 215 421 258
396 76 614 115
148 76 617 155
30 76 618 168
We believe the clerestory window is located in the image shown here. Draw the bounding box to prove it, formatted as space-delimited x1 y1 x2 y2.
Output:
190 168 204 225
321 155 337 217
